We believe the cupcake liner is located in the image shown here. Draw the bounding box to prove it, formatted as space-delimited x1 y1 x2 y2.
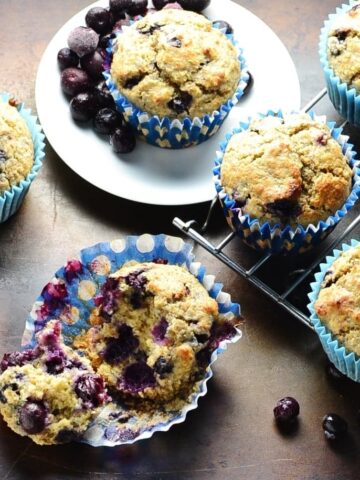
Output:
22 234 241 447
213 109 360 255
0 93 45 222
308 239 360 382
319 0 360 126
104 23 249 149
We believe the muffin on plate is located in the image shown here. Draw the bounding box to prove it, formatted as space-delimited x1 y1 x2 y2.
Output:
74 261 234 404
0 94 45 222
105 8 248 148
320 2 360 126
214 111 360 254
0 320 108 445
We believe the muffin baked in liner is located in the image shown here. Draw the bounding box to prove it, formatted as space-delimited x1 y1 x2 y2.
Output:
0 93 45 223
213 110 360 255
308 239 360 382
319 0 360 127
104 23 249 149
21 234 241 447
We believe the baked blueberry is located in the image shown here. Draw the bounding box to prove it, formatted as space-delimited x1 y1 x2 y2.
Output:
19 400 48 435
168 92 192 114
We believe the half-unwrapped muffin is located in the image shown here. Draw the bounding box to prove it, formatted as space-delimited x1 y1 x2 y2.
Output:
214 111 360 254
0 320 108 445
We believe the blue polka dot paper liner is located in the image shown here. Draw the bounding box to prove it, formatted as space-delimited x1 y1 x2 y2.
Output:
104 23 249 149
319 1 360 126
308 239 360 382
213 109 360 255
0 94 45 223
22 234 241 447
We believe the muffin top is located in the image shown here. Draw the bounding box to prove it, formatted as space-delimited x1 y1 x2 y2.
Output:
0 99 34 193
110 9 241 119
327 3 360 91
314 245 360 356
220 113 352 227
74 261 235 404
0 321 108 445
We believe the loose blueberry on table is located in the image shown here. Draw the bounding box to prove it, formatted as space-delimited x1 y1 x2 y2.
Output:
56 0 236 156
322 414 348 441
273 396 300 424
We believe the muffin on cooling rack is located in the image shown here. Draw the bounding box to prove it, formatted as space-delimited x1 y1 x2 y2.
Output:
0 320 108 445
105 8 248 148
0 94 45 223
214 111 360 255
74 261 236 403
320 2 360 126
308 240 360 382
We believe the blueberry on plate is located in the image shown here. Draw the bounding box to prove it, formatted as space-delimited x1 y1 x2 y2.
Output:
80 49 106 80
126 0 148 16
61 67 92 97
67 26 99 58
110 125 136 154
57 48 79 70
85 7 113 34
94 108 124 135
177 0 210 12
70 92 98 122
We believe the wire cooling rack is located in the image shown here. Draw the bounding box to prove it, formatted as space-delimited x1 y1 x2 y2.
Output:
173 88 360 332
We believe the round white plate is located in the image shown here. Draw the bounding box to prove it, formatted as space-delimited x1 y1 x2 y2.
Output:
36 0 301 206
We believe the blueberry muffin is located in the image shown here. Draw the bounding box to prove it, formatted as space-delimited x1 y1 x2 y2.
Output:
314 244 360 356
0 98 34 193
327 3 360 92
110 9 241 119
74 261 236 403
0 321 108 445
220 113 353 227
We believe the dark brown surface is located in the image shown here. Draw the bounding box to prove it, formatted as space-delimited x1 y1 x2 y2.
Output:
1 0 360 478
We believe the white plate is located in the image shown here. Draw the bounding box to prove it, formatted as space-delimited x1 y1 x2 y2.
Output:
36 0 301 206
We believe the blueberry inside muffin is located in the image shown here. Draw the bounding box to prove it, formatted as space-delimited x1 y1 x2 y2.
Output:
0 320 108 445
110 9 241 118
74 261 237 403
220 113 352 227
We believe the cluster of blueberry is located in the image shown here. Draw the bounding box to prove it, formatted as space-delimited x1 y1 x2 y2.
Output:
57 0 213 154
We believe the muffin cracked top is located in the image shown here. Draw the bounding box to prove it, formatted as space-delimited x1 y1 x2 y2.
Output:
327 2 360 91
0 99 34 194
314 244 360 356
220 113 352 227
110 9 241 118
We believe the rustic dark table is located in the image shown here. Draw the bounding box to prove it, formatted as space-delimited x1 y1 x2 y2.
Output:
1 0 360 478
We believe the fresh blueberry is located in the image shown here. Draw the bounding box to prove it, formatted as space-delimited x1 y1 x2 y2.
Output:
212 20 233 34
80 49 106 80
67 26 99 57
322 413 348 440
19 400 48 434
70 92 98 122
85 7 112 34
273 397 300 424
110 125 136 154
153 0 181 8
127 0 148 16
121 362 156 393
61 67 92 97
94 108 123 134
93 80 116 109
177 0 210 12
57 48 79 70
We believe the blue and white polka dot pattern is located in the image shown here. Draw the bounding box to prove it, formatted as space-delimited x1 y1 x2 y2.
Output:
22 234 241 447
0 93 45 223
308 239 360 382
213 110 360 255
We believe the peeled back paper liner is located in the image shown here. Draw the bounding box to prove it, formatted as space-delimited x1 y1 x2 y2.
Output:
104 22 249 149
319 0 360 127
0 93 45 223
213 109 360 255
308 239 360 382
22 234 242 447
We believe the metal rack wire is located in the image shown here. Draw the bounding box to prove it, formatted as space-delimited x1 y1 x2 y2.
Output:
173 88 360 331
